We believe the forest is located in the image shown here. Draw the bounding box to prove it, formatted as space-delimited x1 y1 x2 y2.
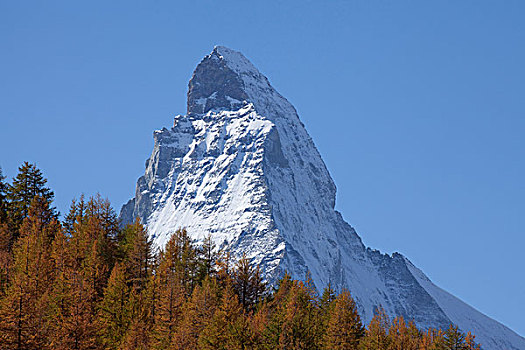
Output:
0 162 481 349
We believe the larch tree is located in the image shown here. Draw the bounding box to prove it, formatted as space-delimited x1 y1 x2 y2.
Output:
0 196 58 349
386 316 420 350
121 219 154 292
323 289 364 350
152 230 191 349
464 332 481 350
48 195 119 350
277 277 321 350
119 275 157 350
360 307 391 350
199 280 250 350
98 262 131 349
171 276 219 350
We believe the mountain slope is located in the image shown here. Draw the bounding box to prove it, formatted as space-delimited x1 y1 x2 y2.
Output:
121 46 525 349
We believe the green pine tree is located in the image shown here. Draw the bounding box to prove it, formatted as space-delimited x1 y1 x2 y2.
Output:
7 162 56 238
444 324 467 350
0 168 11 294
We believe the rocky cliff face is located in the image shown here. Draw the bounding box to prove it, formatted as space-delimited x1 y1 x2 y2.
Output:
121 46 525 350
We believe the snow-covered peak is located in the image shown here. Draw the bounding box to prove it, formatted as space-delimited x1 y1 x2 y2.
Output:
187 46 296 122
122 46 525 350
212 46 260 76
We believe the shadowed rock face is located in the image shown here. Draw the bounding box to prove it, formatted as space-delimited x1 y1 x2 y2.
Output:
187 47 248 114
121 46 525 350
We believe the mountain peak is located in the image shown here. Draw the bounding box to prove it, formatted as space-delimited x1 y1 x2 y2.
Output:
186 46 252 115
211 46 260 75
187 46 283 117
123 47 525 350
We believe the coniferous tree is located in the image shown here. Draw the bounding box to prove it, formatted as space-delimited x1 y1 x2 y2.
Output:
360 307 391 350
386 316 420 350
233 254 266 311
120 275 157 350
98 262 131 349
323 290 364 350
269 275 321 350
121 219 154 292
49 270 99 350
7 162 55 240
464 332 480 350
172 277 219 350
0 196 58 349
117 220 156 349
0 168 10 294
198 234 216 280
260 273 294 349
152 230 190 349
0 165 486 350
443 324 467 350
422 328 446 350
48 195 118 350
317 283 337 346
199 280 250 350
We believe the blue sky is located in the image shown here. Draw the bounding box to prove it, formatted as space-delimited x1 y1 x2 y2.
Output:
1 0 524 336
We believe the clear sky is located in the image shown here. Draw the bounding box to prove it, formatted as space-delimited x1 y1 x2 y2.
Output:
1 0 524 337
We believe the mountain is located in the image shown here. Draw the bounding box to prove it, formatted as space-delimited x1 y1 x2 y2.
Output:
121 46 525 349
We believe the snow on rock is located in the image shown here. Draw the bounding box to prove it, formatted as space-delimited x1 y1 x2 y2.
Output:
121 46 525 349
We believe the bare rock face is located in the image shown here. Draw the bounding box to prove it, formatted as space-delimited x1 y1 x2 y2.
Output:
121 46 525 350
187 47 248 114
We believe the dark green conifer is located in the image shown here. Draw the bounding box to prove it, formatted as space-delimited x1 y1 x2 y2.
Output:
7 162 56 237
444 324 467 350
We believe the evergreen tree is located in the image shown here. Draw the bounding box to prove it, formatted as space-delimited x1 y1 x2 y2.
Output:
7 162 56 238
233 254 266 311
0 168 11 294
323 290 364 350
444 324 467 350
197 233 216 280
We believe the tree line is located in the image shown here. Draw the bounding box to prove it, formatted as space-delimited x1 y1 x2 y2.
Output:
0 162 481 349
